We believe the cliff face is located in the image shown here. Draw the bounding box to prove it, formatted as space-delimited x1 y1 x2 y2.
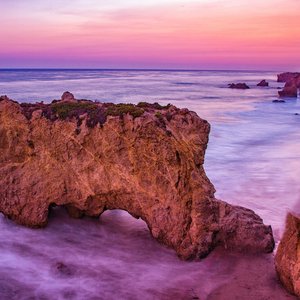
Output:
0 95 274 259
275 213 300 297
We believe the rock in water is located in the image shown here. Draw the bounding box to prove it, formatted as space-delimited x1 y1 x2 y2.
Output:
278 81 298 98
277 72 300 98
228 83 250 89
0 95 275 259
275 213 300 297
277 72 300 83
257 80 269 87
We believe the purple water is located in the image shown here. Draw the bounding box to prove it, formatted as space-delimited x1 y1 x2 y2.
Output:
0 69 299 299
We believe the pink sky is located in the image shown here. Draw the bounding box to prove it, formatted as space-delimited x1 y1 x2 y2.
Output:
0 0 299 70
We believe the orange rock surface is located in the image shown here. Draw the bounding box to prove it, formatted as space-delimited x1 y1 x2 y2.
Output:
275 213 300 297
0 94 275 259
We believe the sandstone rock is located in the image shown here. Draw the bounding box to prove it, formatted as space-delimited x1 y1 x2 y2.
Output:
216 200 274 253
275 213 300 297
228 83 250 89
0 95 275 259
257 80 269 87
61 91 76 102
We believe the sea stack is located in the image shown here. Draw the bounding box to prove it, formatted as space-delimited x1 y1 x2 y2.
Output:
277 72 300 98
257 80 269 87
0 94 274 259
275 213 300 297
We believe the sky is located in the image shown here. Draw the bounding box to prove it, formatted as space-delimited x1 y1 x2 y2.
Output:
0 0 299 70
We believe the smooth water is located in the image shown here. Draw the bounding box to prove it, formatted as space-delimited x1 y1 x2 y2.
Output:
0 69 299 299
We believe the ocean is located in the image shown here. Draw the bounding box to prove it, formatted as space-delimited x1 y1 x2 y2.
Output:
0 69 299 299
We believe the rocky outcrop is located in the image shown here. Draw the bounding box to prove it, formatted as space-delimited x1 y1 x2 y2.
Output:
275 213 300 297
257 80 269 87
0 94 274 259
278 84 298 98
228 83 250 89
277 72 300 83
277 72 300 98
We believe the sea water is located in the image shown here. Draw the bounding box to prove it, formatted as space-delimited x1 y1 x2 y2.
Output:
0 69 299 299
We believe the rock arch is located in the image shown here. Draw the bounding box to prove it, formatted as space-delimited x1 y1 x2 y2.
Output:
0 96 274 259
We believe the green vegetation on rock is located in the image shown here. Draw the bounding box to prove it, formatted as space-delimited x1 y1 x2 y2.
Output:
51 102 98 120
137 102 171 110
105 103 144 118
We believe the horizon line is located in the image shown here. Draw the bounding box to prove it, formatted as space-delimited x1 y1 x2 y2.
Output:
0 67 284 73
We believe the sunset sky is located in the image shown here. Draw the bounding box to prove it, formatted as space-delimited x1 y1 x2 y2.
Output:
1 0 299 70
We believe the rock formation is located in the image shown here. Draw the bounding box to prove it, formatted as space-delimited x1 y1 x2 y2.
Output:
275 213 300 297
278 84 298 98
257 80 269 87
277 72 300 83
61 91 76 102
228 83 250 89
277 72 300 98
0 94 274 259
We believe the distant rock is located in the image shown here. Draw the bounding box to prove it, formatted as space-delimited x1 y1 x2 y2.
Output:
277 72 300 83
273 100 286 103
257 80 269 87
0 95 275 260
275 213 300 297
61 91 76 102
228 83 250 89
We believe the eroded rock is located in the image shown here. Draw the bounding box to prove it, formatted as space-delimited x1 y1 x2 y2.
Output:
275 213 300 297
0 94 275 259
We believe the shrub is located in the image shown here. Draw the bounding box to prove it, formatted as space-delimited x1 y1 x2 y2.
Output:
137 102 171 110
105 103 144 118
50 102 98 120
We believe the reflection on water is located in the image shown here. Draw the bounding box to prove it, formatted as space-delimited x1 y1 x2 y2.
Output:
0 69 299 299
